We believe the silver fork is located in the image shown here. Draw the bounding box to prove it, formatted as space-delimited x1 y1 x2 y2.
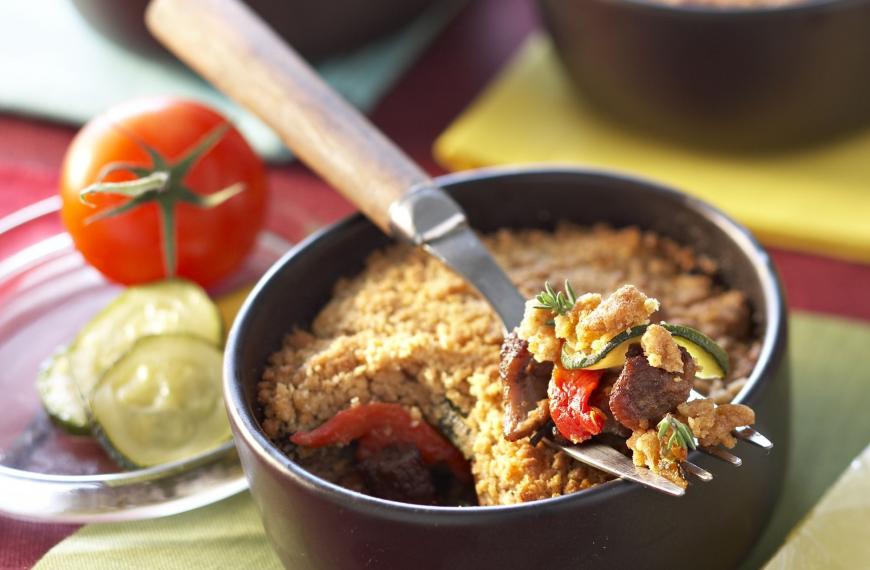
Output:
390 187 773 497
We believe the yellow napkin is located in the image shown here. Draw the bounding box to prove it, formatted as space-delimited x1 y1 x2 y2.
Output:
434 34 870 264
34 313 870 569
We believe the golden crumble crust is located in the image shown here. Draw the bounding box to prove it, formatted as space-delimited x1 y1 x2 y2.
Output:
574 285 660 353
678 398 756 448
258 224 759 505
641 324 684 373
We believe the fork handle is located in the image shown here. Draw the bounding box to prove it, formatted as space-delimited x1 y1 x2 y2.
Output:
146 0 431 234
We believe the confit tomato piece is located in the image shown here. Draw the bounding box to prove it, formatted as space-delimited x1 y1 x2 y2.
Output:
548 367 606 444
290 402 470 482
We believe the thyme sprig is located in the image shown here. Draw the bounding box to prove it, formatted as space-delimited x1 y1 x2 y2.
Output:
535 280 578 316
657 414 697 453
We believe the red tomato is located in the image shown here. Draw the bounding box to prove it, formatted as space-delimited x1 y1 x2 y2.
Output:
290 402 471 482
60 98 267 287
548 367 606 444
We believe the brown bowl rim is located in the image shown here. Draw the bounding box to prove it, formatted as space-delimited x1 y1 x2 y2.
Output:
598 0 859 16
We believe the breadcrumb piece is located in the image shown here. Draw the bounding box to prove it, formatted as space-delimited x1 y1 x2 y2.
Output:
627 429 687 488
517 299 561 363
573 285 660 352
554 293 602 347
678 398 755 448
641 324 684 373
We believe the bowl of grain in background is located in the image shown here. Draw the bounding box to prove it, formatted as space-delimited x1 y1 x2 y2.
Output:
536 0 870 149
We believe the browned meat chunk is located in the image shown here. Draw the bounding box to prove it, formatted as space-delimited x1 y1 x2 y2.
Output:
500 331 553 441
589 370 631 439
357 444 436 505
609 344 695 431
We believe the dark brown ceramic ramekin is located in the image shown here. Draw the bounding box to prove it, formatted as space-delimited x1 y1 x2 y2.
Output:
225 167 789 570
536 0 870 148
71 0 437 61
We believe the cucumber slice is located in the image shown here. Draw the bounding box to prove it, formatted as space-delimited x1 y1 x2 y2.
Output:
560 323 729 379
36 348 90 435
91 334 231 468
68 279 222 407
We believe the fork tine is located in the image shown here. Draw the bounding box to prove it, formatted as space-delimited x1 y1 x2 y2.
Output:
734 426 773 450
539 392 771 494
701 446 742 466
682 461 713 482
544 439 686 497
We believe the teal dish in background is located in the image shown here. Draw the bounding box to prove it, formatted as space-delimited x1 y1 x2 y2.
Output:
0 0 461 162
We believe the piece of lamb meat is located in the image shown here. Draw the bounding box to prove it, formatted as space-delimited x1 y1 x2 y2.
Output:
609 344 695 431
500 331 553 441
357 443 437 505
589 369 631 439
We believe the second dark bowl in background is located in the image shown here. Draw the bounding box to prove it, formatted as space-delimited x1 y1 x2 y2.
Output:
71 0 437 61
537 0 870 149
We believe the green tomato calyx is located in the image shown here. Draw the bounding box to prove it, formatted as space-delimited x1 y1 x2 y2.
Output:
78 122 245 277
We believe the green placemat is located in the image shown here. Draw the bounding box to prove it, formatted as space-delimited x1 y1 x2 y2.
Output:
741 313 870 569
763 444 870 569
0 0 461 163
37 494 281 570
36 312 870 569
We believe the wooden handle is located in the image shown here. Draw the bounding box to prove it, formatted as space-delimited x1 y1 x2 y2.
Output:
146 0 431 234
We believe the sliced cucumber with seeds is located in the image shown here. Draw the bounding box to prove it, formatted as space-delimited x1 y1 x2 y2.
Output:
560 323 729 379
67 279 223 411
36 348 90 435
91 334 231 468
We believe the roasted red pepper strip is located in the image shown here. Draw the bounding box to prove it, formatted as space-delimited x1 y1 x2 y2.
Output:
290 402 471 482
548 367 606 444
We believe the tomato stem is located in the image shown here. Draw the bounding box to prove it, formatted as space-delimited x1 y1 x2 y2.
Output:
158 201 177 276
80 172 169 204
76 122 246 279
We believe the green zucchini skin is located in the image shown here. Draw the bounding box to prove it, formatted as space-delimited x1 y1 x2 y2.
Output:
560 325 649 370
560 323 729 379
36 348 91 436
39 279 223 437
434 399 473 458
68 279 223 400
